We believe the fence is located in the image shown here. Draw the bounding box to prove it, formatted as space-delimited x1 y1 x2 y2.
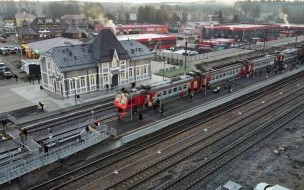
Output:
0 125 110 185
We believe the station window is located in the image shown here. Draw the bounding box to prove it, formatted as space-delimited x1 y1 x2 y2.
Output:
80 77 85 87
102 63 108 68
120 71 125 80
90 75 95 85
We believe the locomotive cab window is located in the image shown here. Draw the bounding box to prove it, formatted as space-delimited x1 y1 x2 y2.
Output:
115 94 122 102
121 96 128 104
173 87 177 92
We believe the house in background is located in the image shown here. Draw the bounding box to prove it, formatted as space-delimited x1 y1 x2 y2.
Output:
38 29 153 98
61 14 86 28
15 12 37 27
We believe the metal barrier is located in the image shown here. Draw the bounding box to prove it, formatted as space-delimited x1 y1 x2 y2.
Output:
0 125 109 185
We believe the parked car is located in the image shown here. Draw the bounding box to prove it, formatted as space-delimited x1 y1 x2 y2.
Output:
10 49 17 54
1 34 8 38
0 37 6 43
164 32 169 34
4 33 10 37
3 71 13 79
0 63 6 75
177 36 184 40
0 48 9 55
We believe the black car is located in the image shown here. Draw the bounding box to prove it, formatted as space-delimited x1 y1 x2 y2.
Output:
4 33 10 37
1 34 8 38
10 49 17 54
3 71 13 79
177 36 184 40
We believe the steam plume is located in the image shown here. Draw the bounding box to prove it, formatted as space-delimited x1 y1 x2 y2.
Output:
278 11 289 28
80 4 116 34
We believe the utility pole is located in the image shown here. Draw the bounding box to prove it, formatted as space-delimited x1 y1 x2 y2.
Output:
184 41 188 75
263 29 267 54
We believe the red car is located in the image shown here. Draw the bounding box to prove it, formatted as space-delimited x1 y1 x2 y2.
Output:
0 38 6 43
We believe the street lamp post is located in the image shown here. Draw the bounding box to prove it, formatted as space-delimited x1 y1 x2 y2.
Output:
72 77 78 105
130 92 133 122
162 60 167 80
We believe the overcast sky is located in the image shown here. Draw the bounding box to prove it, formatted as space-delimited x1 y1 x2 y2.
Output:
39 0 237 4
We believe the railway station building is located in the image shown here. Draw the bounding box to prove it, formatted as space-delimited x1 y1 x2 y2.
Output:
38 29 153 97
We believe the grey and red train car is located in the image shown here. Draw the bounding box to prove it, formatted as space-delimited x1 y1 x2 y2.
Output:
114 53 293 112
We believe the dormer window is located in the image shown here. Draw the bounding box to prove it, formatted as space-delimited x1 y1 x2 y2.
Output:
76 56 81 61
86 55 91 60
64 57 70 62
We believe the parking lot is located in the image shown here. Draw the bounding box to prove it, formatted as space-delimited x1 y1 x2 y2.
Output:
0 35 28 86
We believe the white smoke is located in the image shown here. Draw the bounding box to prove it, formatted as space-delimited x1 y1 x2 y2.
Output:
278 11 289 28
80 4 116 34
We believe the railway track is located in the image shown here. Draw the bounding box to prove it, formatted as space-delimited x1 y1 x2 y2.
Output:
26 102 115 134
164 99 304 190
95 82 304 190
27 71 304 190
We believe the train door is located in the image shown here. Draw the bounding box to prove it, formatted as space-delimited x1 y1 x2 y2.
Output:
193 80 197 91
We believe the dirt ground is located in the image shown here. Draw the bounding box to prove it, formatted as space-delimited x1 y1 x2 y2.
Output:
208 114 304 190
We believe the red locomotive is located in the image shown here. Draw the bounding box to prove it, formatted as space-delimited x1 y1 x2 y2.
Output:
114 54 287 112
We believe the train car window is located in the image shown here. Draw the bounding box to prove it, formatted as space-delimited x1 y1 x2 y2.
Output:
223 73 226 77
168 89 172 94
157 92 161 97
178 86 182 90
212 77 215 80
230 71 232 75
183 85 187 89
219 74 222 78
215 75 218 79
163 90 167 95
173 87 177 92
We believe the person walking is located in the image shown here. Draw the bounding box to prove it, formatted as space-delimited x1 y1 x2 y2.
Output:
77 132 81 143
22 128 28 140
228 84 231 93
94 117 99 126
38 75 41 84
28 75 32 83
19 129 25 144
106 84 109 92
290 65 293 71
14 74 18 81
138 112 143 122
110 83 114 91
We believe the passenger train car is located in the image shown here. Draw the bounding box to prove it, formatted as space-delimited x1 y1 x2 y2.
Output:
114 51 301 112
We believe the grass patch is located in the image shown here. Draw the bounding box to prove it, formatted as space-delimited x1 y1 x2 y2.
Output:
155 66 196 78
10 60 22 69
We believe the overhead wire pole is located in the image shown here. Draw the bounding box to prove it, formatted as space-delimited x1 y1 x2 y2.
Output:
263 29 267 54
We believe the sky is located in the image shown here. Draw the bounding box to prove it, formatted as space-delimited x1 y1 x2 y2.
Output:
37 0 237 4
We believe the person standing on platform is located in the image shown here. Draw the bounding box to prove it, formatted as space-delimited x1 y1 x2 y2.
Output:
119 113 124 123
160 104 164 116
180 91 184 98
106 84 109 92
259 69 262 77
28 75 32 83
77 132 81 143
39 101 44 110
14 74 18 81
228 85 231 93
190 91 194 102
44 144 49 157
138 112 143 122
